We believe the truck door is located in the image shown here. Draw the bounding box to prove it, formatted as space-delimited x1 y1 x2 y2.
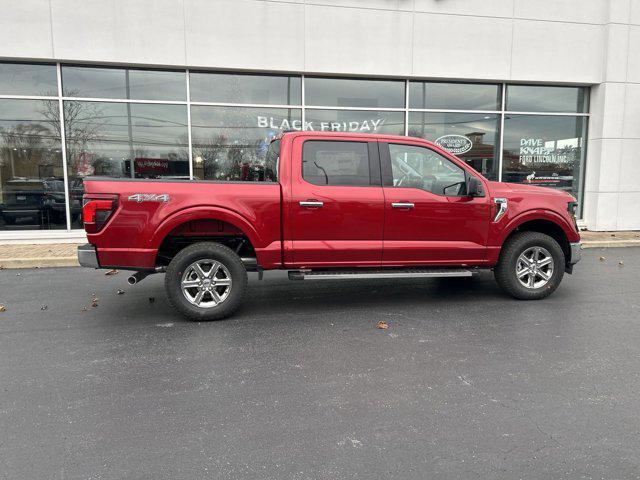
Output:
287 136 384 267
379 141 490 265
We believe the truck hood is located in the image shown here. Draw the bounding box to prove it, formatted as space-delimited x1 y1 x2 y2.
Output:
487 181 576 201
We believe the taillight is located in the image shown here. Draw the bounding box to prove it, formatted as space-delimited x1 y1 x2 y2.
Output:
83 195 118 233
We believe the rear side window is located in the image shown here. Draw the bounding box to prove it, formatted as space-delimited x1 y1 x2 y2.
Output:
302 141 370 186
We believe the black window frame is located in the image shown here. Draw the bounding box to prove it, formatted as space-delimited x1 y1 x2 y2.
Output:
301 139 381 187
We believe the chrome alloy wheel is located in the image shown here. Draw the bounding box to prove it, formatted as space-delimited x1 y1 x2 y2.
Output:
181 259 232 308
516 246 554 289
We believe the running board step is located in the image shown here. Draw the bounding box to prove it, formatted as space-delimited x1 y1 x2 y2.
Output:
288 268 475 281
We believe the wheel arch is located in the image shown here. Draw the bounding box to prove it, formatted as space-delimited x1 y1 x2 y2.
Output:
151 206 262 266
499 210 573 262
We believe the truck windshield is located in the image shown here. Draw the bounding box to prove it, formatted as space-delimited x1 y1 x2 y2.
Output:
265 139 280 182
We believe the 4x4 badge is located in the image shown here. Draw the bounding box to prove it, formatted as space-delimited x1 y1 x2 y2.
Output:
128 194 170 203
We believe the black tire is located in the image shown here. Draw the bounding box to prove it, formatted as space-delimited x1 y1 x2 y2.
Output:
164 242 247 321
494 231 565 300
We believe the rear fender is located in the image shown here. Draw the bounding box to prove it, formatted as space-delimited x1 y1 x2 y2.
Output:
150 206 263 251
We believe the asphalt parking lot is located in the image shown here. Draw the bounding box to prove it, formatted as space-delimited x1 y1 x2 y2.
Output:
1 247 639 479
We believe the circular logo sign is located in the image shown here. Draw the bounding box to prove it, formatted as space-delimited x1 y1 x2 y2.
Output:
435 134 473 155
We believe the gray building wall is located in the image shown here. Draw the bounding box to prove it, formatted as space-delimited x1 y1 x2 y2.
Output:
1 0 639 231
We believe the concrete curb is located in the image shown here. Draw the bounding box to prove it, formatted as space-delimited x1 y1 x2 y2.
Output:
581 241 640 249
1 241 639 269
0 257 80 269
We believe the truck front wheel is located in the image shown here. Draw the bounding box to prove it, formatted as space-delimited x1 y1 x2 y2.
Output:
494 231 565 300
165 242 247 321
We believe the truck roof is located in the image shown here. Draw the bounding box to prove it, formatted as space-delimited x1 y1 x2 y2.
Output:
277 130 438 147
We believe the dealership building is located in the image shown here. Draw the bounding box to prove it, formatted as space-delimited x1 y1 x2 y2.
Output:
0 0 639 242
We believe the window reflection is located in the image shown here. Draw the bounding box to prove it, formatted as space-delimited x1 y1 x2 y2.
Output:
408 112 500 180
305 77 405 108
507 85 587 113
191 106 301 181
0 62 57 96
502 115 586 198
409 82 500 111
190 72 301 105
304 109 404 135
0 99 66 230
62 66 186 101
64 101 189 216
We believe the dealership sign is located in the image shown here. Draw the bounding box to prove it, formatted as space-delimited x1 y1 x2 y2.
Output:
435 134 473 155
257 116 385 132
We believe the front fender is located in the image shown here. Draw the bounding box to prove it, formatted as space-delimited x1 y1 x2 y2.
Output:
494 208 577 246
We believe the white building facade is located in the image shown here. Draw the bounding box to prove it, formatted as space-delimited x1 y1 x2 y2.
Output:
0 0 639 241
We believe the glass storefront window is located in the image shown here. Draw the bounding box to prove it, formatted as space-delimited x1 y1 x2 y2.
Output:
189 73 301 105
0 62 57 97
304 109 405 135
62 66 187 101
506 85 588 113
0 61 593 233
0 99 66 230
305 77 405 108
409 82 501 111
502 114 586 200
191 106 301 181
64 101 189 181
408 112 500 180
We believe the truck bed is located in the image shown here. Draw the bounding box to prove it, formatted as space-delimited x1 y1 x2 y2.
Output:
83 178 282 270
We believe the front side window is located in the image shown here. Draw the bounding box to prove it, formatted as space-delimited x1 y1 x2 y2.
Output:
388 144 466 196
302 141 370 186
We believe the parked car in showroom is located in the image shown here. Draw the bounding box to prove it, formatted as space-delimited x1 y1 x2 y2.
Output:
1 178 69 227
77 131 581 320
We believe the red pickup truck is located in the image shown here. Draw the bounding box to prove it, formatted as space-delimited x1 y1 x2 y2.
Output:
78 131 581 320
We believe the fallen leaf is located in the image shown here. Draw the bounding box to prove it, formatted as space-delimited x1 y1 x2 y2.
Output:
105 269 119 276
81 306 87 312
91 297 99 308
117 289 125 295
148 297 155 304
599 256 606 261
376 320 389 330
0 304 6 312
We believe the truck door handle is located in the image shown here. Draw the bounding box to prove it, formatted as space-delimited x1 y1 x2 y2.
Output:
299 200 324 208
391 202 414 209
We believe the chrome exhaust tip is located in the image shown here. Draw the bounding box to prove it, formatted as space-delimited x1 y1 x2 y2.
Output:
127 271 149 285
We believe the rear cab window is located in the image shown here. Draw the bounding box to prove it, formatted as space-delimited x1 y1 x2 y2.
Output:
302 140 379 186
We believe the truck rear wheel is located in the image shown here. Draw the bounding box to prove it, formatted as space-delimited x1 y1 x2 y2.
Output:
494 231 565 300
165 242 247 321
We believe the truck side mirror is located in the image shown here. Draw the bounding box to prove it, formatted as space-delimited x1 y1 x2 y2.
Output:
467 176 485 197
